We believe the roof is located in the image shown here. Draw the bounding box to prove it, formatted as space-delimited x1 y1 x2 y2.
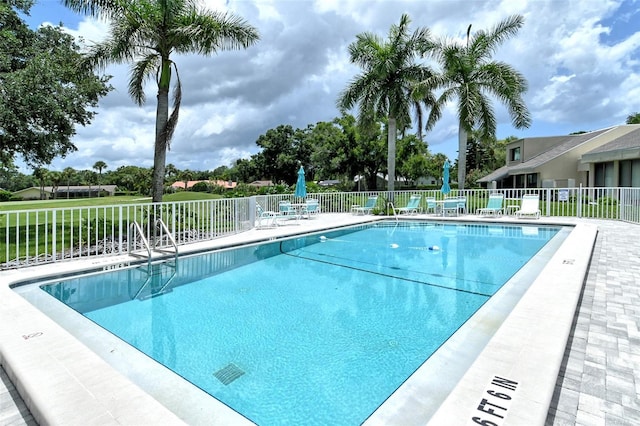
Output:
581 127 640 163
171 180 237 189
13 185 118 195
508 128 610 174
477 166 510 183
248 180 274 187
477 125 640 182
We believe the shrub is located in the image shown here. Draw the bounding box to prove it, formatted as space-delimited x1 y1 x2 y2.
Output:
598 197 618 206
0 190 12 202
191 181 210 192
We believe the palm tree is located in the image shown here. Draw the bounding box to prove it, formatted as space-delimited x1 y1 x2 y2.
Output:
62 166 75 199
32 167 48 200
424 15 531 189
92 160 107 197
63 0 260 203
337 14 434 193
48 171 63 199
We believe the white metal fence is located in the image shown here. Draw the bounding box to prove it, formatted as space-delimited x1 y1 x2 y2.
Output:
1 187 638 270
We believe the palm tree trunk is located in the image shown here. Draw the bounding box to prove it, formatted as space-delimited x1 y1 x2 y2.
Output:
458 123 467 190
152 92 168 203
387 117 397 194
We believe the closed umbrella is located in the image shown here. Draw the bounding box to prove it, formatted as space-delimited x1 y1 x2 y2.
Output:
441 161 451 195
294 166 307 199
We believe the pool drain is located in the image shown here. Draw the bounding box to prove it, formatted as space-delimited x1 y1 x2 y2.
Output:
214 363 245 385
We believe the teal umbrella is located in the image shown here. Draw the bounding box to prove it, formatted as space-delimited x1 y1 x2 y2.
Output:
294 166 307 198
441 161 451 195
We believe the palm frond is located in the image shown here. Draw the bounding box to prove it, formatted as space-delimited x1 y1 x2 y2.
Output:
128 54 159 106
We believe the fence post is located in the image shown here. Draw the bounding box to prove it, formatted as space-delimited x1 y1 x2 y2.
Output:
577 184 582 218
52 210 57 262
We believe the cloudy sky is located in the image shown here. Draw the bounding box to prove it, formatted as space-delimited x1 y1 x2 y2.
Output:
21 0 640 174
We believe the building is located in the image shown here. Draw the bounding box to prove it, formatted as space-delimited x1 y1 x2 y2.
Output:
13 185 118 200
170 180 237 190
478 124 640 188
247 180 274 188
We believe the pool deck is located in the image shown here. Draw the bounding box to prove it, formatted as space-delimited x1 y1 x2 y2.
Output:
1 213 638 425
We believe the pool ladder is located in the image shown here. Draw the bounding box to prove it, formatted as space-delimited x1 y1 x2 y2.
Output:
128 218 178 263
132 260 178 300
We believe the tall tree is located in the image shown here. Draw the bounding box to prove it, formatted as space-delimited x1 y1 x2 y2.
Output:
254 125 312 185
425 15 531 189
63 0 260 203
61 166 76 198
0 1 111 167
32 167 48 200
92 160 107 196
626 112 640 124
48 171 63 199
337 13 434 193
396 134 431 183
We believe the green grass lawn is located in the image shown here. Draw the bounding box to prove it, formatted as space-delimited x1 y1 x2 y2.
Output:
0 192 223 212
0 193 225 263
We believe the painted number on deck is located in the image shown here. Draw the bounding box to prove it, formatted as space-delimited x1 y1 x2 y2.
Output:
22 332 43 340
470 376 518 426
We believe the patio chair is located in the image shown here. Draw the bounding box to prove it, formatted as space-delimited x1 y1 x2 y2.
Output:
515 194 541 219
425 197 437 214
393 195 421 215
442 198 459 217
303 198 320 218
278 201 301 222
456 197 467 215
351 196 378 215
477 194 504 217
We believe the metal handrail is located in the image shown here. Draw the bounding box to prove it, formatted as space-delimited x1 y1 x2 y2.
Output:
155 218 178 260
387 201 399 221
128 221 151 260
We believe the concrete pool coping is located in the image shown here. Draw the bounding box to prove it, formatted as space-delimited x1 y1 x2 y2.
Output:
0 213 596 425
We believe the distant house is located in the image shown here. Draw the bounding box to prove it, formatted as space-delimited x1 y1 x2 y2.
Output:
355 173 440 190
170 180 237 190
247 180 274 188
13 185 118 200
318 179 341 187
478 124 640 188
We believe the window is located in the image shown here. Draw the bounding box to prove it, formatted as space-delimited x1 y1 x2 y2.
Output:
510 147 521 161
594 162 614 187
619 159 640 187
515 174 525 188
526 173 538 188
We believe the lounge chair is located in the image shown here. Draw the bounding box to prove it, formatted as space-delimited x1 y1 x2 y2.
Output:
256 203 278 228
515 194 541 219
477 194 504 217
303 198 320 218
394 195 421 215
425 197 437 214
351 196 378 215
442 198 459 217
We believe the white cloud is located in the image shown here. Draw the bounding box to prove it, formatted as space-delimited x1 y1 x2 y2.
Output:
24 0 640 173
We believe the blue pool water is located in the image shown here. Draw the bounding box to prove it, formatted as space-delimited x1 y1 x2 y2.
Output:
41 221 560 425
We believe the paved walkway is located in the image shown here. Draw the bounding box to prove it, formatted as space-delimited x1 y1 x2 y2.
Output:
1 218 639 425
546 220 640 425
0 366 36 426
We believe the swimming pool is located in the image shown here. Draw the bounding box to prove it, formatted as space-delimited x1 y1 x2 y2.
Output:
26 221 563 425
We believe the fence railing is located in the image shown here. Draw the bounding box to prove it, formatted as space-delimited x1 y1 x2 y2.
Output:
1 187 638 270
1 198 251 269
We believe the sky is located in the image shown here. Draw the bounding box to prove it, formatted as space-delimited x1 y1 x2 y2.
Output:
19 0 640 175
